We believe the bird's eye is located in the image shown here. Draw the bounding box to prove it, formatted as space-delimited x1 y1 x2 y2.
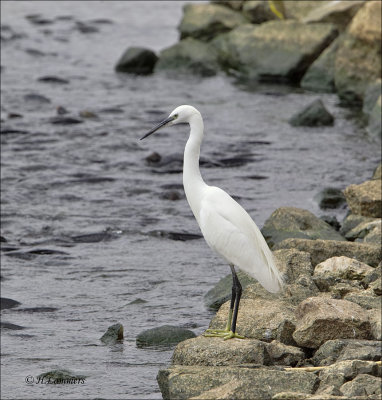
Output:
173 114 178 120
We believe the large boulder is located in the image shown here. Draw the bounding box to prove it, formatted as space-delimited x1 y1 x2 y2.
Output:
155 38 219 77
115 47 158 75
340 374 382 397
178 3 246 42
344 218 381 242
343 179 382 218
303 0 365 31
292 297 372 348
212 21 338 82
289 99 334 127
340 213 376 237
274 238 381 267
157 365 318 400
334 1 382 104
261 207 345 249
136 325 196 348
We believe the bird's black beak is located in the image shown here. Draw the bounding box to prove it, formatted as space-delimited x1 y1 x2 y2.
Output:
140 115 176 140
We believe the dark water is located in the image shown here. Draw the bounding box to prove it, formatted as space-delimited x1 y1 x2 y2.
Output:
1 1 380 399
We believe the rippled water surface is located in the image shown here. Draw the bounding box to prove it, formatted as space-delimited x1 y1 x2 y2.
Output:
1 1 380 399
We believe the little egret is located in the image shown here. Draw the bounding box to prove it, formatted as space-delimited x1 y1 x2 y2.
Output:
140 105 283 340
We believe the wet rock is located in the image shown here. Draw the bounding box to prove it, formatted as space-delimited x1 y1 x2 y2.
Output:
7 112 23 119
343 179 381 218
37 75 70 84
242 1 276 24
314 256 374 281
1 322 25 330
212 21 338 82
345 218 381 242
293 297 372 348
75 21 99 34
340 373 381 397
14 307 58 313
334 1 381 104
71 231 118 243
148 230 202 241
368 94 381 139
303 0 365 31
300 38 339 93
267 340 305 367
178 3 246 42
261 207 344 249
79 110 97 119
320 215 340 231
372 162 382 180
136 325 196 348
23 93 51 103
155 38 220 77
56 106 69 115
37 369 86 382
100 323 123 345
340 213 376 237
25 14 54 25
209 298 297 345
127 298 147 305
204 269 256 310
312 339 382 366
274 238 381 267
160 190 181 201
49 116 83 125
289 99 334 127
145 151 161 165
1 297 21 310
157 365 318 400
172 336 270 366
115 47 158 75
314 187 346 209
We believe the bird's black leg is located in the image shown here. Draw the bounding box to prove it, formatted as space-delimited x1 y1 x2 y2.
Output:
230 264 242 334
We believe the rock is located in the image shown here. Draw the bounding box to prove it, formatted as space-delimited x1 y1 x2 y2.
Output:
1 322 24 330
115 47 158 75
204 269 256 310
314 256 374 281
343 291 381 310
136 325 196 348
37 369 86 382
214 1 245 11
267 340 305 367
155 38 219 77
293 297 372 348
172 336 271 366
368 94 381 139
157 365 318 400
340 213 376 237
212 21 338 82
209 298 297 345
368 309 382 340
274 238 381 267
242 1 276 24
23 93 51 103
272 393 309 400
320 215 341 231
261 207 345 249
303 1 365 31
178 3 246 42
37 75 69 84
343 180 382 218
340 373 381 397
362 263 381 287
312 339 382 366
301 37 339 92
1 297 21 310
49 116 83 125
334 1 381 104
314 187 346 209
369 277 382 296
363 79 382 115
289 99 334 127
345 218 381 242
100 323 123 344
372 163 382 180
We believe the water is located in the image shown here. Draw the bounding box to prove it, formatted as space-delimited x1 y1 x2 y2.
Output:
1 1 380 399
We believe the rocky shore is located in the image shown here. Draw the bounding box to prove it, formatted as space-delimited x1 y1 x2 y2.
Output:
157 164 381 399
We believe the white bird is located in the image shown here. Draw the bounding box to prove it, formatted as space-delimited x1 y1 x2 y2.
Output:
141 105 283 340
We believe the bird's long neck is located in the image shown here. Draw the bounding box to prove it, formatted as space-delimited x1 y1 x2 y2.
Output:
183 114 208 223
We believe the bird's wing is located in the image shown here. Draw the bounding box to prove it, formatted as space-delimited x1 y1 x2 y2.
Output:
199 187 282 293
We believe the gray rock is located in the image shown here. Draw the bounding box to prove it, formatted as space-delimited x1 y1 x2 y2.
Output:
115 47 158 75
1 297 21 310
178 3 246 41
363 79 382 115
340 213 376 237
314 187 346 209
204 269 256 310
267 340 305 367
100 323 123 345
37 369 86 382
345 218 381 242
289 99 334 127
343 291 381 310
136 325 196 348
242 1 276 24
368 94 381 140
273 238 381 267
301 37 339 92
343 180 382 218
157 365 318 400
340 373 382 397
261 207 345 249
172 336 271 366
1 322 24 330
293 297 372 348
372 162 382 180
211 20 338 83
312 339 382 366
155 38 219 77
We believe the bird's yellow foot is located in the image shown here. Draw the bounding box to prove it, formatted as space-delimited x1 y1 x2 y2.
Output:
203 329 245 340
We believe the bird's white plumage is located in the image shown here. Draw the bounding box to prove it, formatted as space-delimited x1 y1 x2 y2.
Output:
163 105 284 294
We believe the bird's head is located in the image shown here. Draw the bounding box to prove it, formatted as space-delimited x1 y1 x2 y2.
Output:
140 105 200 140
